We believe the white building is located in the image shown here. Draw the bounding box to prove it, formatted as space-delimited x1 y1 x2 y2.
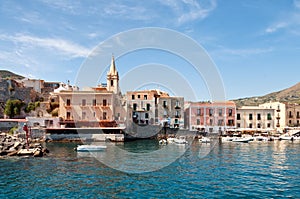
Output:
236 106 276 132
259 102 286 131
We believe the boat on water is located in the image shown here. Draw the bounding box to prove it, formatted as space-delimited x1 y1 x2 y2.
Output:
76 145 107 152
199 137 210 143
232 137 252 143
174 136 188 144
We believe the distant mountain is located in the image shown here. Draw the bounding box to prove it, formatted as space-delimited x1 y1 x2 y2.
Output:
233 82 300 107
0 70 24 80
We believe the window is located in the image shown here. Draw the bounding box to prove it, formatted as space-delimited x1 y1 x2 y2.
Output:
110 80 113 86
219 109 223 117
92 99 96 106
66 99 71 106
175 101 180 107
257 113 261 120
144 95 147 100
175 110 180 118
163 101 167 107
249 114 253 120
103 99 107 106
237 123 240 128
145 113 149 119
257 123 261 128
66 112 71 120
237 113 241 120
289 111 293 118
267 123 271 128
93 112 96 117
267 113 272 120
146 103 150 111
209 119 213 126
218 119 223 126
82 99 86 106
103 112 107 120
197 119 200 125
228 120 234 126
249 123 253 128
82 112 86 120
297 112 300 118
197 108 201 116
132 95 135 100
289 120 292 124
209 109 213 117
229 109 233 117
137 95 140 99
133 103 137 111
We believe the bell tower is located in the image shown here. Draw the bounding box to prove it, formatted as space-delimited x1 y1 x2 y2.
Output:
107 55 119 94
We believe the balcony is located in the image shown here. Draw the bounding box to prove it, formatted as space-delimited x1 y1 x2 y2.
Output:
175 105 181 109
65 104 72 108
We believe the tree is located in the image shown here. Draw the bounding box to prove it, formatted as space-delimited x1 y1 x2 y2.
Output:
4 99 25 118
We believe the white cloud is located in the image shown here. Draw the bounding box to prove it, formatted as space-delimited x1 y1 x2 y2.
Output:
157 0 217 25
0 34 91 58
265 1 300 34
217 47 273 57
265 22 288 33
294 0 300 9
178 0 217 24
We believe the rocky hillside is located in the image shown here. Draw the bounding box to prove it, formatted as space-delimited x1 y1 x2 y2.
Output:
233 82 300 107
0 70 24 80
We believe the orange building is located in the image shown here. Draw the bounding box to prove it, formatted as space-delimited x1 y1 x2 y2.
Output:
54 56 125 127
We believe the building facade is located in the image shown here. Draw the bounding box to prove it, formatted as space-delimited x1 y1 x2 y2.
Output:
259 102 286 131
158 96 184 128
285 103 300 127
55 56 125 127
185 101 236 132
236 106 275 132
126 90 184 128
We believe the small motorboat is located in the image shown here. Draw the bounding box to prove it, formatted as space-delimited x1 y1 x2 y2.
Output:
232 137 252 143
76 145 107 152
199 137 211 143
174 136 188 144
159 139 167 145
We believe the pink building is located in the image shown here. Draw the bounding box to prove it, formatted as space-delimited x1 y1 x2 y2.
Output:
185 101 236 133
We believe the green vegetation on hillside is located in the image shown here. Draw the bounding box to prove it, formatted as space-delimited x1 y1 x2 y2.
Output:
4 99 25 118
0 70 24 80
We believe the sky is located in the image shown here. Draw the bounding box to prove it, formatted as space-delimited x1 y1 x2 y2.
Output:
0 0 300 101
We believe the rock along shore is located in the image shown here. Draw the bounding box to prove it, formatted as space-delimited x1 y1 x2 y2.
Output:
0 132 49 157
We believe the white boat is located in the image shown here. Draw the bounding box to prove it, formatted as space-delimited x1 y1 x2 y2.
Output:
254 135 269 142
159 139 167 145
174 136 188 144
167 137 176 144
232 137 252 143
221 136 233 142
199 137 210 143
76 145 107 152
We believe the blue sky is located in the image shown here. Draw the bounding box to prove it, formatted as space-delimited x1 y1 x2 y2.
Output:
0 0 300 101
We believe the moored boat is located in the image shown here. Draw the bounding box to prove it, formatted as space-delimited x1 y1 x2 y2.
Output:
199 137 210 143
76 145 107 152
174 136 188 144
232 137 252 143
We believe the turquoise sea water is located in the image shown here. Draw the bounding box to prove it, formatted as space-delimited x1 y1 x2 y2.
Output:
1 140 300 198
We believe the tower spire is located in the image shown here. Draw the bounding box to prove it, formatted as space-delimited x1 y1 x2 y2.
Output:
109 55 117 76
107 54 119 94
